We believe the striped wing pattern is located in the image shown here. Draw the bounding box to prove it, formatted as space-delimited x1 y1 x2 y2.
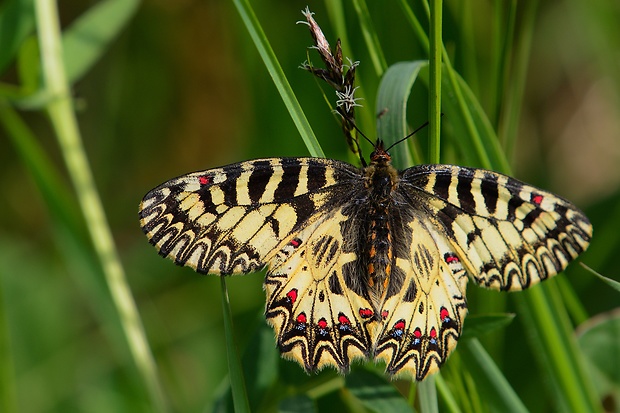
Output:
140 158 357 275
400 165 592 291
139 154 592 381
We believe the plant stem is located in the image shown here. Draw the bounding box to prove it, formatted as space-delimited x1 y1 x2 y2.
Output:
428 0 443 164
34 0 167 411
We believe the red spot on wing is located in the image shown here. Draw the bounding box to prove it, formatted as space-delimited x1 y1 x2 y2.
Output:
445 253 459 264
296 313 307 324
413 327 422 338
531 194 543 205
317 318 328 329
338 314 351 325
286 289 298 304
290 238 302 247
381 310 389 320
198 175 212 185
430 327 437 338
393 320 405 330
359 308 374 319
440 307 450 322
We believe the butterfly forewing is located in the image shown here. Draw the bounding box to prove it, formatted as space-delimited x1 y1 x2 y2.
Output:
139 158 360 275
400 165 592 291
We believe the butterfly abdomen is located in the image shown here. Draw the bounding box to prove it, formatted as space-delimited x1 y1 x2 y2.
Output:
364 149 400 302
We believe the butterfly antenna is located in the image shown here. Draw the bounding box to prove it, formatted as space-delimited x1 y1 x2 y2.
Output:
384 118 434 152
336 106 372 167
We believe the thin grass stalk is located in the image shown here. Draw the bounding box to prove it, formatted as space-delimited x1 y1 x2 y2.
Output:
462 339 529 413
420 0 503 171
323 0 375 145
397 0 429 53
220 277 251 413
34 1 167 411
0 275 16 413
458 1 479 96
232 0 323 158
491 0 517 129
419 2 443 410
498 0 535 161
517 285 601 412
556 276 589 325
0 104 83 236
428 0 442 164
435 374 462 413
323 0 351 58
418 376 439 413
351 0 387 76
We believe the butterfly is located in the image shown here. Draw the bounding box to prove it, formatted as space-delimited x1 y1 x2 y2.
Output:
139 140 591 380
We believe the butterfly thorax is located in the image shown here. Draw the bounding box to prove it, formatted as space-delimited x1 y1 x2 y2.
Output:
363 141 399 304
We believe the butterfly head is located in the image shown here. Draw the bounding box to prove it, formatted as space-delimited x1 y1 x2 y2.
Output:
369 140 392 166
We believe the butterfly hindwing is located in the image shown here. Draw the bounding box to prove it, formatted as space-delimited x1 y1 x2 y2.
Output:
400 165 592 291
264 207 376 372
373 212 468 380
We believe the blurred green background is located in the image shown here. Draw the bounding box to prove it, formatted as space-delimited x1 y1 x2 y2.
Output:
1 1 619 412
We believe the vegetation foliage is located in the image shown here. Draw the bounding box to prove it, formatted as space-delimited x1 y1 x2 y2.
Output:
1 0 619 412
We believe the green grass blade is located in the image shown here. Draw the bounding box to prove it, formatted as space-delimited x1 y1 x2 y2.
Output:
0 273 16 413
0 104 83 237
459 313 515 340
62 0 140 84
434 374 462 413
516 285 601 413
34 1 167 411
556 276 590 325
346 369 413 412
14 0 139 109
438 71 510 171
461 339 529 413
418 376 438 413
576 310 620 405
0 0 35 73
219 278 251 413
376 60 427 168
580 263 620 294
324 0 351 55
397 0 429 53
490 0 517 127
428 0 442 164
457 1 478 98
232 0 323 158
498 0 536 161
351 0 387 76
